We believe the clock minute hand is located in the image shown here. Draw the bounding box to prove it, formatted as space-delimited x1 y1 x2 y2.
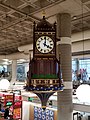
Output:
43 37 46 47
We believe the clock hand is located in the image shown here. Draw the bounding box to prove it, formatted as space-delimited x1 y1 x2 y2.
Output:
43 42 46 46
46 44 52 49
43 37 46 46
44 37 46 43
43 37 52 49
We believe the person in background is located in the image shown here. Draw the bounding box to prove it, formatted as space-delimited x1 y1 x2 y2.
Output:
4 106 10 119
0 100 2 111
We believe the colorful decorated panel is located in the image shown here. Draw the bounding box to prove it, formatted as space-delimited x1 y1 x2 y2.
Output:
34 106 54 120
31 79 59 86
13 108 21 119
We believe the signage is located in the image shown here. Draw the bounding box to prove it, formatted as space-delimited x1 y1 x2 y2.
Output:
28 97 33 102
6 101 12 106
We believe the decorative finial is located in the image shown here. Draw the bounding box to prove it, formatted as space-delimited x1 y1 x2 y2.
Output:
59 52 61 64
29 53 31 62
42 10 46 19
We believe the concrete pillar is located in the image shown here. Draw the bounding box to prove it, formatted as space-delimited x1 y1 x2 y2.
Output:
57 13 73 120
11 59 17 83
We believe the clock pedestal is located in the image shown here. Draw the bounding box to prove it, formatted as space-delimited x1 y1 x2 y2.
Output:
25 56 63 109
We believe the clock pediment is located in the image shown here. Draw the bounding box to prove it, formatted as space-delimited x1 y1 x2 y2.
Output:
35 16 56 32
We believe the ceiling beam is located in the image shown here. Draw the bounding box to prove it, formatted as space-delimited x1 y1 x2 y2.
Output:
0 1 40 31
21 0 40 9
0 16 31 31
0 2 40 21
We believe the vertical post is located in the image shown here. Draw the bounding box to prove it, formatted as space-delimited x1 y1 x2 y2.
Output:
11 59 17 85
75 58 80 80
58 53 61 86
19 90 22 120
21 100 22 120
57 13 73 120
29 53 31 86
12 93 15 120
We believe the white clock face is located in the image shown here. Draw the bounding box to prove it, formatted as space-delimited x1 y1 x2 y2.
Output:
36 36 54 53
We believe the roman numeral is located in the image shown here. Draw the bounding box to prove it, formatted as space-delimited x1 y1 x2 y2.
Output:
41 38 43 40
40 49 43 52
38 47 40 49
44 50 46 53
44 36 46 39
37 44 39 46
50 44 53 46
38 40 41 42
49 40 52 42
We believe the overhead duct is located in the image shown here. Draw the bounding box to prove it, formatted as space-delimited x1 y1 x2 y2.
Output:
18 44 33 54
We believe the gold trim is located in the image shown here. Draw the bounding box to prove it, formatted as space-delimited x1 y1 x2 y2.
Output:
49 58 53 60
35 54 55 56
31 79 59 80
34 58 54 60
42 106 46 108
33 90 63 93
32 83 59 85
35 32 55 34
35 58 41 60
42 58 48 60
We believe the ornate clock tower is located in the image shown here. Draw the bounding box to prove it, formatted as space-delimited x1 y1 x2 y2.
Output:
25 16 63 110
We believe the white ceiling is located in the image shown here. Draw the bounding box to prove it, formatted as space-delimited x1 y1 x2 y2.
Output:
0 0 89 55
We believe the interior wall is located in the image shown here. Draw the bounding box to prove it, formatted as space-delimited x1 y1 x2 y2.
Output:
22 101 31 120
72 39 90 52
71 30 90 42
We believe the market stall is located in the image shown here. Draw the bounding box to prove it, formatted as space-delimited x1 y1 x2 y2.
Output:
0 92 22 120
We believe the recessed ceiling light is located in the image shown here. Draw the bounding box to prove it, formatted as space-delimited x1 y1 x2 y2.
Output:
2 59 9 61
72 16 77 20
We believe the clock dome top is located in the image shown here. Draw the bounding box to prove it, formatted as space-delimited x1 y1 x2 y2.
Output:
35 16 55 32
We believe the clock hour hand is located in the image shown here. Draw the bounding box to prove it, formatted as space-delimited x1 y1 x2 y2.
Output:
43 41 52 49
45 44 52 49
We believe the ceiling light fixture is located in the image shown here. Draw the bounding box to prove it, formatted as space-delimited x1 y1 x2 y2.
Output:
72 16 77 20
2 59 9 61
76 84 90 103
